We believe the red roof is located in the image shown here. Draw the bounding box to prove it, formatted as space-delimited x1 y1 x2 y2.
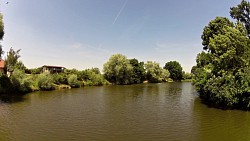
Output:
0 60 4 69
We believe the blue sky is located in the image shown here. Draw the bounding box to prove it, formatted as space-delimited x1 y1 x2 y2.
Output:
0 0 243 72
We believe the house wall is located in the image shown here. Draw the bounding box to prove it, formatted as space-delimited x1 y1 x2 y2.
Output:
42 66 64 73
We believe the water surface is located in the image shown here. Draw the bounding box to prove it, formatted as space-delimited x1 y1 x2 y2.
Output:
0 82 250 141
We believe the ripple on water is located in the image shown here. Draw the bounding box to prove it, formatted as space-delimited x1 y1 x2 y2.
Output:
0 83 250 141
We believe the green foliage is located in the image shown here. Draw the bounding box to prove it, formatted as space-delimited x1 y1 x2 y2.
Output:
65 68 109 86
0 70 33 94
67 74 80 88
27 67 42 74
0 75 13 94
194 16 250 109
182 71 192 80
201 17 234 51
36 73 55 90
196 51 212 68
82 68 109 86
209 24 249 74
5 48 21 72
145 61 169 83
230 0 250 37
129 58 146 84
164 61 183 81
103 54 133 85
52 73 68 85
14 61 27 71
0 14 4 59
0 13 3 40
10 70 32 93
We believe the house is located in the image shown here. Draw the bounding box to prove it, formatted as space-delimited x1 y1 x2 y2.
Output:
0 59 4 74
42 65 65 73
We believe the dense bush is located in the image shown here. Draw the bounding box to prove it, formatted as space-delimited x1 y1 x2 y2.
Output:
145 61 170 83
36 73 55 90
84 72 109 86
52 73 68 85
67 74 80 88
0 74 13 94
0 70 32 94
10 70 32 93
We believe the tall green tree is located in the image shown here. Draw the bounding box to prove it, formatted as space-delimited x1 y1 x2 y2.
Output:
164 61 183 81
194 20 250 109
230 0 250 37
201 17 234 51
129 58 146 84
103 54 133 85
5 48 21 72
0 14 4 59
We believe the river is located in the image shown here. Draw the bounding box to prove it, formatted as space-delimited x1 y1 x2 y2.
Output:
0 82 250 141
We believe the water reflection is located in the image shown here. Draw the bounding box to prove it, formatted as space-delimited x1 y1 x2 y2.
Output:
0 95 25 104
193 98 250 141
0 82 249 140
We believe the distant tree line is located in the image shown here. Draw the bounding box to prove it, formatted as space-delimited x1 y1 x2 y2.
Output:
0 51 190 95
103 54 190 85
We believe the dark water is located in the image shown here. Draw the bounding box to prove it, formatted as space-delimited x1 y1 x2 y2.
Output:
0 82 250 141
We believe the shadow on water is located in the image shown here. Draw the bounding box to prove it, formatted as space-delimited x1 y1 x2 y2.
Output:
0 94 26 104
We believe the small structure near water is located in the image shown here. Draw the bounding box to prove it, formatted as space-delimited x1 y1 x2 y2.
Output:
42 65 65 73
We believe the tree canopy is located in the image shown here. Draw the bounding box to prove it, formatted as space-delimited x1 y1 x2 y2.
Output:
230 0 250 37
193 5 250 109
129 58 146 84
0 14 4 59
145 61 169 83
103 54 133 85
0 14 4 40
201 17 234 51
164 61 183 81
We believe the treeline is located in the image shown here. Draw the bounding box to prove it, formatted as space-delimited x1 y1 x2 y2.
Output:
0 67 109 94
192 0 250 110
0 50 191 95
0 48 109 93
103 54 191 85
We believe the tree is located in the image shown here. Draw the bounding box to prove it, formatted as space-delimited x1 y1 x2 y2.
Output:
14 61 27 71
196 51 212 68
0 14 4 59
209 24 250 74
129 58 146 84
103 54 133 85
5 48 21 72
182 71 192 80
193 21 250 109
164 61 183 81
145 61 169 83
230 0 250 37
0 14 4 40
201 17 234 51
